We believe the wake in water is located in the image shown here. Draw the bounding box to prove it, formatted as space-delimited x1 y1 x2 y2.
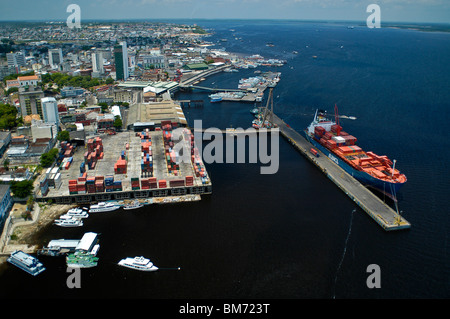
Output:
332 208 355 299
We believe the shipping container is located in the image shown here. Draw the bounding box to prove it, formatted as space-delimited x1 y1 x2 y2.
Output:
310 148 319 157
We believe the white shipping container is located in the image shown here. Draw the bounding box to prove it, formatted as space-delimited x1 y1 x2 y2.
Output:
332 136 346 143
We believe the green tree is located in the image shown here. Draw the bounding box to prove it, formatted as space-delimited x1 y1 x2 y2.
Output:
98 102 108 113
10 180 34 198
0 103 19 130
40 148 59 168
57 130 70 142
5 87 18 96
113 115 123 130
3 158 9 171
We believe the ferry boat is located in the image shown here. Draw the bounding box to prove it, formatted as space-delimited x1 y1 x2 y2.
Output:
118 256 159 272
89 201 120 213
304 107 407 198
66 252 99 268
7 250 46 276
123 200 144 210
54 218 83 227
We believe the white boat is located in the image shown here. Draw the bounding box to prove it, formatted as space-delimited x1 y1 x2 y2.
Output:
54 218 83 227
123 200 144 210
66 209 89 218
118 256 158 272
89 202 120 213
7 250 46 276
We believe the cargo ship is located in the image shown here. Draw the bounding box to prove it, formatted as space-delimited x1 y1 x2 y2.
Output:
304 107 407 198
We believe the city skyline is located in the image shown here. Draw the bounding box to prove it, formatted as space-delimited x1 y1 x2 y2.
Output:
0 0 449 24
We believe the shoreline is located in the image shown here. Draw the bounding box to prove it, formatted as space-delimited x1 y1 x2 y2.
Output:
0 195 201 265
0 202 75 265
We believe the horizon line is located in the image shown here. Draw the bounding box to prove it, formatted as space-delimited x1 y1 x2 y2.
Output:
0 18 449 25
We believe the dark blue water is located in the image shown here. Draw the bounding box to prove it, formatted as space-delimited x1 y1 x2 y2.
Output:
1 20 449 300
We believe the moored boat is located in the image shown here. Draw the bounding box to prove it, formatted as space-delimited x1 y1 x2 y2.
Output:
123 200 144 210
7 250 46 276
304 107 407 198
54 218 83 227
66 209 89 218
89 201 120 213
66 252 99 268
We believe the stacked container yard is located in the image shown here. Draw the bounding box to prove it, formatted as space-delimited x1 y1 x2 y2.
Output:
131 177 140 190
161 122 181 176
85 137 104 170
158 179 167 188
141 137 153 176
112 180 123 191
105 175 115 192
61 141 75 158
95 176 104 193
185 176 194 186
140 177 158 189
181 128 209 185
68 179 78 195
61 156 73 170
86 177 96 193
114 159 127 174
46 167 63 189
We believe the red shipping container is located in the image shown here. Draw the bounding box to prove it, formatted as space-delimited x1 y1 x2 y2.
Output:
158 180 167 188
331 124 342 133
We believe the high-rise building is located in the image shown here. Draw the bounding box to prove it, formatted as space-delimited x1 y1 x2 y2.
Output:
41 97 59 126
18 85 44 118
113 41 129 81
48 48 63 68
92 52 105 77
6 51 26 72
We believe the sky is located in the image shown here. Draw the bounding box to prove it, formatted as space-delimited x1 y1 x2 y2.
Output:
0 0 449 24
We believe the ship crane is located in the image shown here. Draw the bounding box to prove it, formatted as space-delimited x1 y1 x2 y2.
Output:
262 87 274 126
334 104 342 135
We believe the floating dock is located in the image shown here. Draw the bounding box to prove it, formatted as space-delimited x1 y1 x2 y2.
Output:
271 114 410 231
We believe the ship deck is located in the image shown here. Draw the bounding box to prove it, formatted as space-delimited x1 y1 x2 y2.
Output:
272 113 410 231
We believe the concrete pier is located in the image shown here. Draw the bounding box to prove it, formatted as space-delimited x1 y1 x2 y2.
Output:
271 114 410 231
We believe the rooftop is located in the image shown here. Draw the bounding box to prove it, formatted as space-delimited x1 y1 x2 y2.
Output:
126 100 187 127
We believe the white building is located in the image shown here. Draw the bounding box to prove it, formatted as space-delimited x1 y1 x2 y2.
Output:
41 97 59 126
92 52 104 76
48 48 63 68
122 41 129 80
7 51 26 71
31 119 57 141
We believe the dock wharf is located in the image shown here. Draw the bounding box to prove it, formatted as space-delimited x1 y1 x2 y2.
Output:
34 129 212 205
271 113 410 231
178 100 204 108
